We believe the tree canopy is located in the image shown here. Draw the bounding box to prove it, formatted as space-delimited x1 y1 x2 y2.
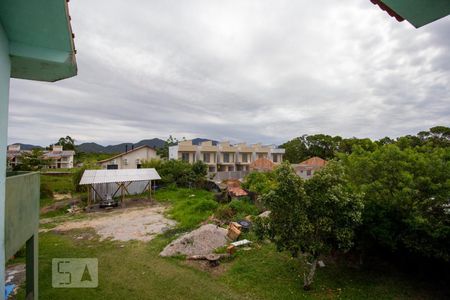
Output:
262 162 363 289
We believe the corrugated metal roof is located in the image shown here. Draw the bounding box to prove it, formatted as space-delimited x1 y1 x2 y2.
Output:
79 168 161 185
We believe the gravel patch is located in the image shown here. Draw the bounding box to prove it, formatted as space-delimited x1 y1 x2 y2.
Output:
160 224 228 257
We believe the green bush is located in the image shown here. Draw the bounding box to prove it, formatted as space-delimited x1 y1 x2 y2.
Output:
215 198 259 222
229 198 259 217
72 165 98 193
343 144 450 261
215 205 235 222
253 216 271 241
142 159 209 188
40 182 54 199
242 171 276 195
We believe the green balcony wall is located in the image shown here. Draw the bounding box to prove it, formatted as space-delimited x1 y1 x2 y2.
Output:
5 172 40 260
0 20 11 299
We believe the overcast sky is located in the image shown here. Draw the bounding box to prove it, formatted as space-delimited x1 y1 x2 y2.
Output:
7 0 450 146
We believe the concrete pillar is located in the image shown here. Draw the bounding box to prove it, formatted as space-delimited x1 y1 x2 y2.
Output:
0 21 11 299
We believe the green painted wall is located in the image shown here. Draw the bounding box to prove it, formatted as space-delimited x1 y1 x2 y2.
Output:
0 0 77 82
0 20 11 300
5 172 40 259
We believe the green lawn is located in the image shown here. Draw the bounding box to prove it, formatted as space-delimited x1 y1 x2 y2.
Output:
16 187 447 299
27 229 445 300
154 187 219 229
40 173 74 194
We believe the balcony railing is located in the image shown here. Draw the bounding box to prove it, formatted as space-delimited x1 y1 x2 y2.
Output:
6 171 40 299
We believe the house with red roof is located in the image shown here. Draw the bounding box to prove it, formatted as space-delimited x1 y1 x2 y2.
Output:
293 157 327 180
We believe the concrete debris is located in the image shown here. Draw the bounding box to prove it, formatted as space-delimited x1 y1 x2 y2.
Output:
231 239 252 247
258 211 271 218
160 224 228 257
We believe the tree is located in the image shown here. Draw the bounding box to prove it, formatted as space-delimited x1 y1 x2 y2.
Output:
280 136 309 163
262 162 363 290
339 138 377 154
54 136 75 150
14 149 48 171
242 171 276 195
305 134 342 159
157 135 178 159
342 144 450 261
142 159 195 187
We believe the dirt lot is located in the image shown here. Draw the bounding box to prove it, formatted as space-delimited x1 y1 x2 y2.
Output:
50 205 176 242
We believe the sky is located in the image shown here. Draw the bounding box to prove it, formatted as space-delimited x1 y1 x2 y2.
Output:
7 0 450 146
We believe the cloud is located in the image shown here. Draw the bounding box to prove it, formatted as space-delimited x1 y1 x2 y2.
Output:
7 0 450 146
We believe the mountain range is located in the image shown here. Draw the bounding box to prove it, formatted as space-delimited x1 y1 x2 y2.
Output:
9 138 218 154
77 138 166 153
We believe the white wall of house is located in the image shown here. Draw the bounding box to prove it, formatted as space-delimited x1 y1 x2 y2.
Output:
169 145 178 160
101 147 159 169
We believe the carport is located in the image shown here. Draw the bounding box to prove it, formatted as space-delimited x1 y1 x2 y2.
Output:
79 168 161 207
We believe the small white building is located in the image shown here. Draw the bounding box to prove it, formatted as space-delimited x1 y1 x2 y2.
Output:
97 145 159 169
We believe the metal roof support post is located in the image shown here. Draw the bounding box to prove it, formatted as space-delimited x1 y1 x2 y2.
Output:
148 180 152 200
0 21 11 300
121 183 125 208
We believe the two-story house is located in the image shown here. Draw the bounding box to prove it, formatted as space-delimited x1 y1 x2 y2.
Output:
169 140 285 173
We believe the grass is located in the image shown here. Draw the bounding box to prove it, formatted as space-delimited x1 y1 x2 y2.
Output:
154 187 218 229
19 228 447 300
41 173 74 194
15 186 448 299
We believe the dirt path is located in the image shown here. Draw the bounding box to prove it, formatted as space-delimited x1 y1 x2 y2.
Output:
50 205 176 242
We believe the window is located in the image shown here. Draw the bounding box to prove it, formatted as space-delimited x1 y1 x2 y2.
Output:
203 153 210 163
223 153 229 163
273 154 278 163
181 152 189 162
306 170 312 176
242 153 248 163
258 153 265 159
123 158 128 165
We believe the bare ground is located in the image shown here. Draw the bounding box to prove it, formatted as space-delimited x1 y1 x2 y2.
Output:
49 205 176 242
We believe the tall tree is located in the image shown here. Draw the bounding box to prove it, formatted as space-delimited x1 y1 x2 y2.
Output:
342 144 450 261
263 162 363 290
157 135 178 159
54 135 75 150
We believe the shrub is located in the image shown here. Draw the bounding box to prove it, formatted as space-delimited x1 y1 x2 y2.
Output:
40 182 54 199
229 198 259 218
343 144 450 262
215 198 259 222
242 171 277 202
215 205 235 222
253 216 271 241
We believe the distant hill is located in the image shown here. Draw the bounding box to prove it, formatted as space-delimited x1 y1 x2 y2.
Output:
8 143 43 150
11 138 218 154
191 138 218 145
76 138 165 154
